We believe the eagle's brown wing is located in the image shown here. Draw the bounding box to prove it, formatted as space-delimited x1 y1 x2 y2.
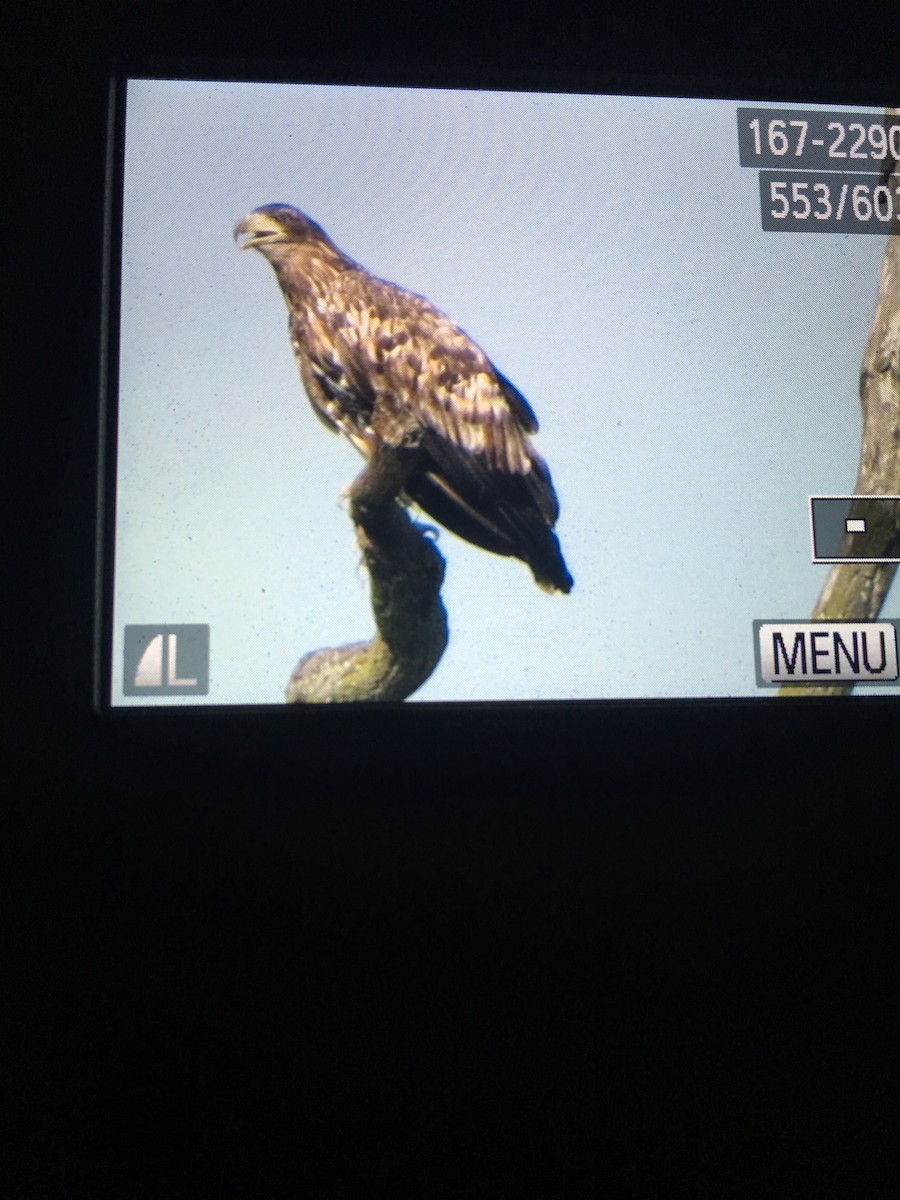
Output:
292 274 573 592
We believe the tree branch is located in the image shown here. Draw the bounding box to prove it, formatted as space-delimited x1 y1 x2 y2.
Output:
285 445 449 703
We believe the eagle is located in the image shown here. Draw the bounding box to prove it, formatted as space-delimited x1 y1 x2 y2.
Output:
234 204 573 593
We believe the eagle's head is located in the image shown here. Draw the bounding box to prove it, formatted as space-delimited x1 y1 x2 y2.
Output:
233 204 332 256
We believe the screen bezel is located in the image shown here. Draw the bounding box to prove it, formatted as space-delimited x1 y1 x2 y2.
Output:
95 62 900 715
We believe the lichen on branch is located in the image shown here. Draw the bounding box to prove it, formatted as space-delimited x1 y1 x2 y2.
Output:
285 444 449 703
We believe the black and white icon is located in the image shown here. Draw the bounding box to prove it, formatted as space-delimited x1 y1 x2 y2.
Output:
810 495 900 563
123 625 210 696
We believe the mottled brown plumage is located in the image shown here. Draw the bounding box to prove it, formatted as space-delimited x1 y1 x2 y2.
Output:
234 203 573 592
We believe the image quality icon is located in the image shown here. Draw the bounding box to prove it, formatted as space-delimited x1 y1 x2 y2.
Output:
122 625 210 697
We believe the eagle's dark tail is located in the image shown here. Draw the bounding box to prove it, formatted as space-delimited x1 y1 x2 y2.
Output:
528 531 574 594
406 452 574 593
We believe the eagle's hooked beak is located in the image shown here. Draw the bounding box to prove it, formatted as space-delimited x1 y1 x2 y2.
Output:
233 212 282 250
233 215 252 248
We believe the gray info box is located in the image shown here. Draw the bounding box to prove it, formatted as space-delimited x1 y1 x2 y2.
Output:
810 495 900 562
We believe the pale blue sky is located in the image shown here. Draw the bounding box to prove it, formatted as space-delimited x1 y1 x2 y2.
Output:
111 80 895 703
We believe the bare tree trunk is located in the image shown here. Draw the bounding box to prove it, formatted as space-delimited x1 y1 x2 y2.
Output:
780 111 900 696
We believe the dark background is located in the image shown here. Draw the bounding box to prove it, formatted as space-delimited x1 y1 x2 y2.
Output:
6 2 899 1195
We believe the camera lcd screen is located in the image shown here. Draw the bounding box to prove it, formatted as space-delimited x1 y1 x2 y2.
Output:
101 77 900 705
